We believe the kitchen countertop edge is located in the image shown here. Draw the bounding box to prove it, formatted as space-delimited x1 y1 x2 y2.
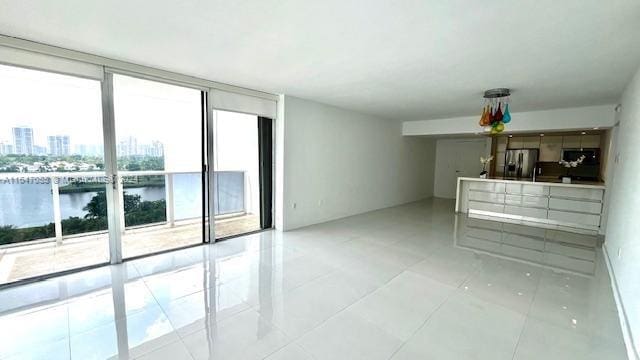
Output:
457 177 605 190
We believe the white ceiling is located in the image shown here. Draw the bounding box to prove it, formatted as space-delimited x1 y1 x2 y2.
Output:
1 0 639 121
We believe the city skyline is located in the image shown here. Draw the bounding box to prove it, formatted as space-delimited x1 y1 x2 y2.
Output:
0 125 163 157
1 64 204 172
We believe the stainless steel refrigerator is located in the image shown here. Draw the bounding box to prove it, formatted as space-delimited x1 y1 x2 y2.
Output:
504 149 539 180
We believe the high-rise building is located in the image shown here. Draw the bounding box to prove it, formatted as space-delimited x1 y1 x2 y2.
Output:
33 145 47 155
138 141 164 157
150 140 164 157
3 144 14 155
12 127 34 155
117 136 138 156
75 144 104 157
47 135 71 156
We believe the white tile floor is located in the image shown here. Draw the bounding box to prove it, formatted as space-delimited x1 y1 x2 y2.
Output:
0 199 628 360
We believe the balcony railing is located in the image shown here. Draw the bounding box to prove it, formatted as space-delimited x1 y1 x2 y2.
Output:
0 170 247 247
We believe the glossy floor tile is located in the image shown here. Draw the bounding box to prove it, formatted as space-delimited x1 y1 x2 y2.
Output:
0 215 260 285
0 198 628 360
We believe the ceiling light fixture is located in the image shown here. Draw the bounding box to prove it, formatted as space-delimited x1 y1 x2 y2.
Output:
479 88 511 135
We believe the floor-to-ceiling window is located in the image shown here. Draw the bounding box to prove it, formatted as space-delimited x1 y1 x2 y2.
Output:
112 74 206 259
0 47 275 286
0 63 109 284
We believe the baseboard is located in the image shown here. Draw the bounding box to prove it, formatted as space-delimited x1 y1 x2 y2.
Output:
603 244 639 360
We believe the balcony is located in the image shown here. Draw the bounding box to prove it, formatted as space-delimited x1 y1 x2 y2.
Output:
0 170 259 285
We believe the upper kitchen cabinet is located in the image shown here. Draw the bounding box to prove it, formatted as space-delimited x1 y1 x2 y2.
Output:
562 134 600 148
539 135 563 161
562 135 581 148
581 135 600 148
507 136 523 149
522 136 540 149
507 135 540 149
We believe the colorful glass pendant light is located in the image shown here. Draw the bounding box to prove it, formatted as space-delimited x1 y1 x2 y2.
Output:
488 105 495 124
481 106 490 126
480 88 511 134
495 103 503 122
503 103 511 123
479 106 487 126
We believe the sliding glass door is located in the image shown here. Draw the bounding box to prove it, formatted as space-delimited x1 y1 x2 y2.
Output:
111 74 206 259
0 64 109 284
212 110 272 239
0 61 273 286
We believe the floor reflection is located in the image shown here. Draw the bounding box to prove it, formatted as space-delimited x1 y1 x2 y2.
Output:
0 199 626 360
454 214 598 276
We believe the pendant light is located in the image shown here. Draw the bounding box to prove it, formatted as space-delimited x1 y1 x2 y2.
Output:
479 88 511 134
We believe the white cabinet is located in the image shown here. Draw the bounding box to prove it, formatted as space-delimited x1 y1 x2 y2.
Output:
505 183 549 196
505 205 548 219
548 210 601 227
522 195 549 208
469 201 504 213
469 181 506 193
459 179 605 234
549 187 604 201
469 191 505 203
549 198 602 214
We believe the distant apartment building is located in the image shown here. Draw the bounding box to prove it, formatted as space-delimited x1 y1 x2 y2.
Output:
117 136 138 156
74 144 104 157
0 141 12 155
116 136 163 157
139 140 164 157
150 140 164 157
47 135 71 156
12 127 34 155
33 145 47 155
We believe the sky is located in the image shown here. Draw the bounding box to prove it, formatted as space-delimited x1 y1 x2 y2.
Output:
0 64 103 145
0 64 205 172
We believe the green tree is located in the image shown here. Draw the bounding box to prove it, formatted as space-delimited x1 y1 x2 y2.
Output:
83 191 108 218
83 191 143 218
126 163 142 171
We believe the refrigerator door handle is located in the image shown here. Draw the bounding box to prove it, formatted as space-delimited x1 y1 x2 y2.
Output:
518 152 523 177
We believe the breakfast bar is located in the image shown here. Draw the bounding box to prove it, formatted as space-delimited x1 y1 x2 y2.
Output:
455 177 606 235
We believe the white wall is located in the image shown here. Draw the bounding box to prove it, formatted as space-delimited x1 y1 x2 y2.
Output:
279 95 436 230
433 138 491 198
403 105 616 136
604 65 640 360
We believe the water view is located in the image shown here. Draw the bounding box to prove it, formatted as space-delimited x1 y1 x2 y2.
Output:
0 174 203 228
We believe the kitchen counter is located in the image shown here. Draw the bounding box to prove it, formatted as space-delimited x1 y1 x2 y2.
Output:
472 176 605 189
455 177 606 235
